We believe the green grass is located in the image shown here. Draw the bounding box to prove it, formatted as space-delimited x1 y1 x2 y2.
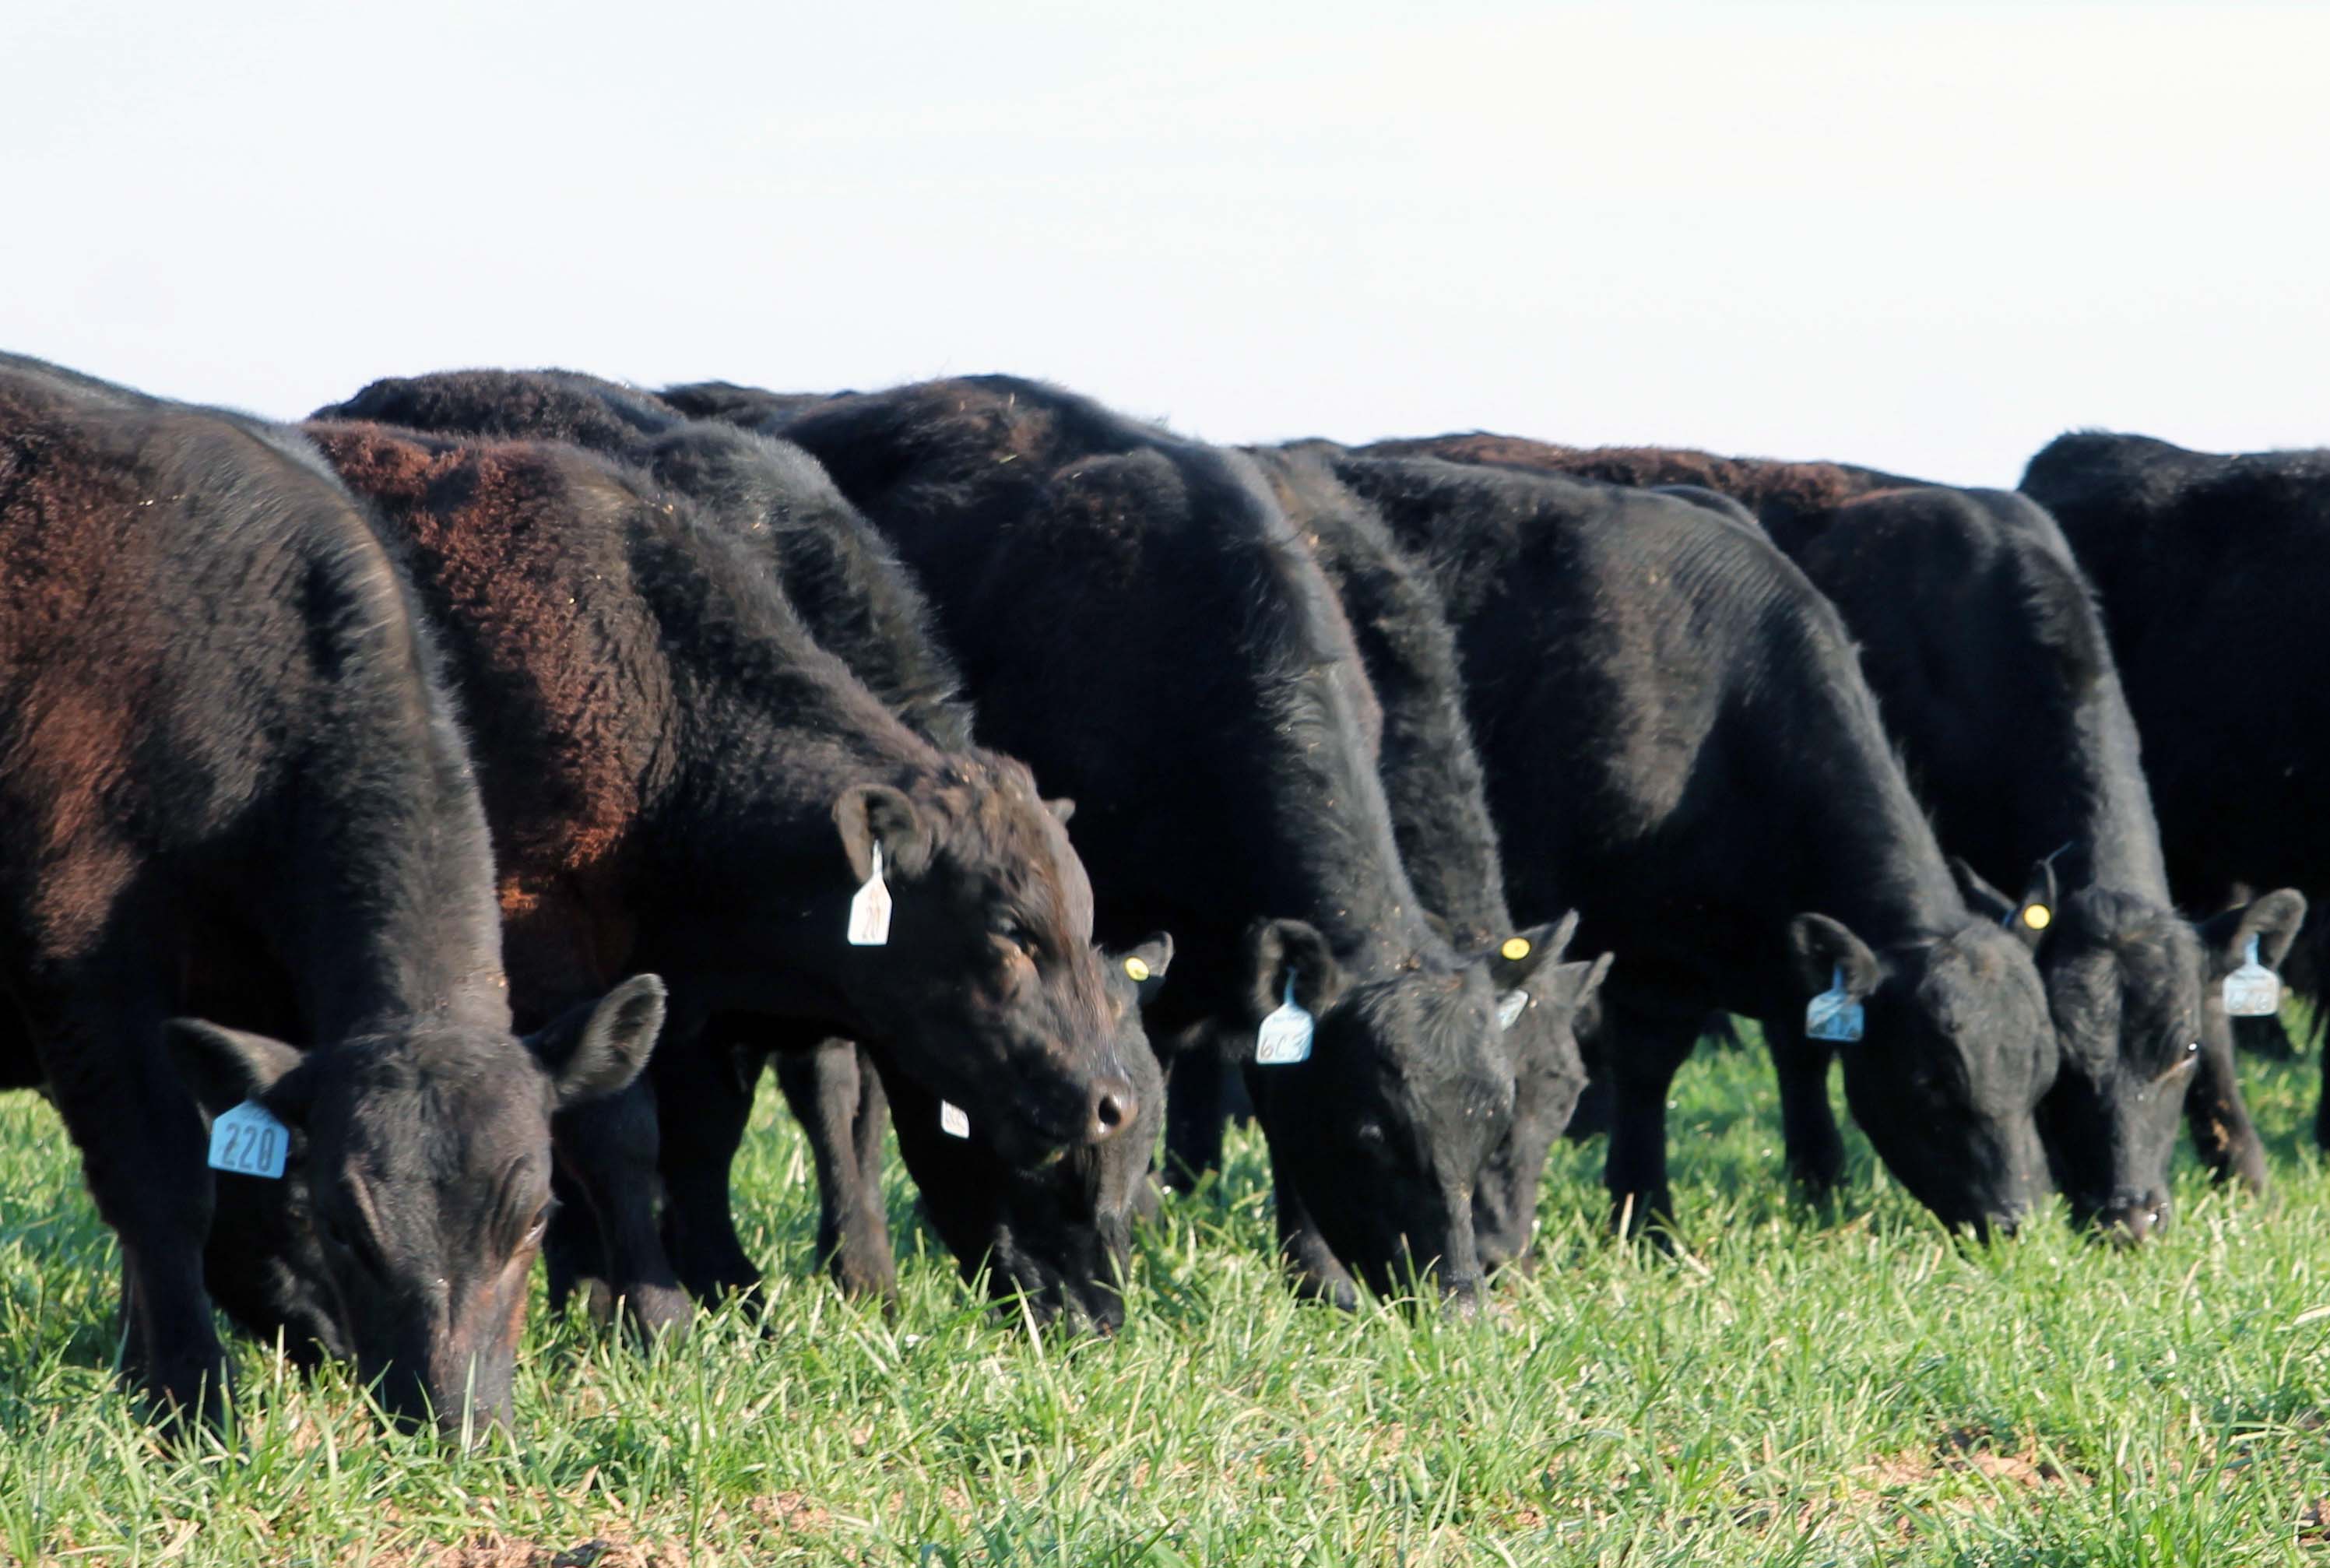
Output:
4 1026 2328 1567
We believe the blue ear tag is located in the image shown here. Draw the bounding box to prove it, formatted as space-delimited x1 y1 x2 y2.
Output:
2223 934 2281 1017
1256 976 1315 1065
1496 990 1529 1031
1805 965 1864 1042
207 1101 289 1180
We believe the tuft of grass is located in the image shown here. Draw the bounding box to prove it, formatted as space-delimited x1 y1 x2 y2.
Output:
4 1020 2328 1566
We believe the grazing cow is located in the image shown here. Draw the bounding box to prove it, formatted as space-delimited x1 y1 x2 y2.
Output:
287 419 1137 1342
1384 435 2301 1232
700 376 1559 1306
1246 448 1609 1271
2023 431 2330 1144
1329 453 2059 1236
0 355 664 1433
318 371 1165 1326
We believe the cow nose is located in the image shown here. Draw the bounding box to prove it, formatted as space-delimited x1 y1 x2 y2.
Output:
2097 1190 2163 1248
1088 1076 1137 1143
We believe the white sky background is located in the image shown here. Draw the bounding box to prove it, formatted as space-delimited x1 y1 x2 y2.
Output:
4 2 2324 487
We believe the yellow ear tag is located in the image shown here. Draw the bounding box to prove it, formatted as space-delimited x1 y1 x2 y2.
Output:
1500 937 1532 962
1123 955 1151 983
2021 903 2052 932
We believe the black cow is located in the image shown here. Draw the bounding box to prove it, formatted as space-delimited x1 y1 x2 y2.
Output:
1387 434 2302 1233
0 355 664 1433
318 370 1167 1327
2023 431 2330 1144
1330 454 2059 1236
696 376 1558 1306
1247 448 1608 1271
270 420 1139 1347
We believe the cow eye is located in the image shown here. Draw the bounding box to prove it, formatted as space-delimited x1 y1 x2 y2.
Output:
993 920 1037 956
524 1201 556 1246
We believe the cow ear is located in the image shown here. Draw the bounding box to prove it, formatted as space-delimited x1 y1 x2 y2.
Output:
1487 911 1579 991
529 974 667 1108
834 783 932 881
1046 797 1076 826
166 1021 308 1120
1117 932 1174 1004
1951 856 2015 923
1248 919 1348 1021
1787 914 1882 1000
2200 888 2307 976
1554 951 1615 1015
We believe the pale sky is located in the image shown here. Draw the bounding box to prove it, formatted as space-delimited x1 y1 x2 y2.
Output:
6 2 2325 487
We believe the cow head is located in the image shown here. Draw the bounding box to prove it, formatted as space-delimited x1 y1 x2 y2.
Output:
171 976 666 1437
1788 913 2055 1236
1466 912 1612 1271
890 935 1173 1332
1955 862 2304 1244
1238 919 1535 1306
831 759 1137 1169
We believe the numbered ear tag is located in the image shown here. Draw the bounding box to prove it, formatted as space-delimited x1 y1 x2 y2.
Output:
207 1100 289 1180
2223 934 2281 1017
1496 990 1529 1032
1805 965 1864 1042
1255 978 1315 1065
847 843 893 947
940 1101 970 1138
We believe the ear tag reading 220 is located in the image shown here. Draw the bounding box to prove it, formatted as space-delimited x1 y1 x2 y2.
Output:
1256 977 1315 1065
2223 935 2281 1017
207 1100 289 1180
940 1101 970 1137
847 843 893 947
1805 965 1864 1043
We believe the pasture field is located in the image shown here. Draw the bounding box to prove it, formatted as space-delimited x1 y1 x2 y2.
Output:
3 1026 2327 1567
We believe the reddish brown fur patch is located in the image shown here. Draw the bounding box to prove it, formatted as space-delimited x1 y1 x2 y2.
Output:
307 424 651 987
1372 434 1890 518
0 387 175 955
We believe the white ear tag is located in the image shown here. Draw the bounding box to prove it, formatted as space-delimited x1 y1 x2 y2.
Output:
1256 977 1315 1065
847 843 893 947
207 1100 289 1180
1496 989 1530 1032
1805 965 1864 1042
940 1100 970 1138
2223 934 2281 1017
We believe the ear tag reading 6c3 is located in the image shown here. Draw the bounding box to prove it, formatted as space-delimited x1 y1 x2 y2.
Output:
1496 990 1530 1031
847 843 893 947
1805 965 1864 1042
1256 976 1315 1065
2223 934 2281 1017
208 1100 289 1180
940 1101 970 1137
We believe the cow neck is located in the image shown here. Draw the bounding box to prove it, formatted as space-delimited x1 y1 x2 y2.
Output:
271 550 515 1045
1230 596 1450 980
1785 646 1970 950
2051 677 2174 903
647 623 947 1028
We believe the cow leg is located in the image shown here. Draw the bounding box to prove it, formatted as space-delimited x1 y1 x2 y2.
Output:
26 962 227 1428
2186 1035 2269 1194
551 1078 691 1341
653 1018 770 1307
1161 1027 1227 1192
1765 1022 1846 1197
1599 997 1703 1237
1260 1137 1359 1309
771 1039 897 1302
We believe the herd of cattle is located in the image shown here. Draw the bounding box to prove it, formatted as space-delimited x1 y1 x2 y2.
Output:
4 352 2325 1443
